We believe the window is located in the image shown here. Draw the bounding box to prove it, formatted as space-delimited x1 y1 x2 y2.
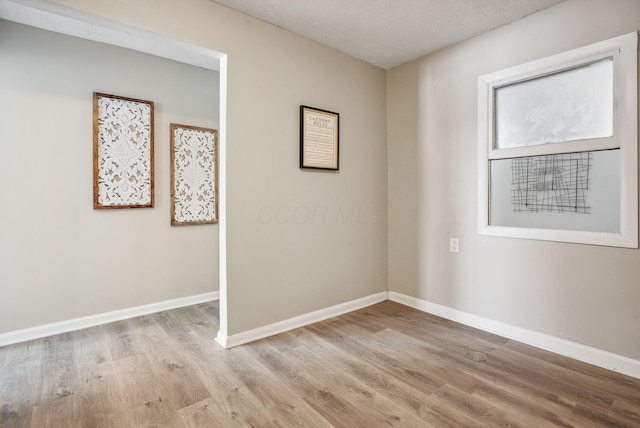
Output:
478 32 638 247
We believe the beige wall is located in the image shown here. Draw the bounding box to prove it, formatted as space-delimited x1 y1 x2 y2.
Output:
49 0 389 335
388 0 640 360
0 19 220 333
9 0 636 362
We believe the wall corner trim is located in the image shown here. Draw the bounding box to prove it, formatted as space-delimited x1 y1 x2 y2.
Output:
0 291 220 347
388 291 640 380
214 330 229 348
218 291 389 349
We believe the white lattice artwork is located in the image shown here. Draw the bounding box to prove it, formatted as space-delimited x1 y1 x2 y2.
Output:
93 93 154 208
171 124 218 225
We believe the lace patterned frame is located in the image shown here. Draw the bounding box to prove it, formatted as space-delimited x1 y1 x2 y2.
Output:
93 93 154 209
170 124 218 225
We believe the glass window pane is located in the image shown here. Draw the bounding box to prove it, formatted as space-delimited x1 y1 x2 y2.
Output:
495 58 613 149
489 149 619 233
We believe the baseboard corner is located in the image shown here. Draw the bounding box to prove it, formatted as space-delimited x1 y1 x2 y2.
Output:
222 291 388 348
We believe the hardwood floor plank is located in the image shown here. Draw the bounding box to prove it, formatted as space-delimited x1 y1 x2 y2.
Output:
114 353 183 426
504 339 640 403
39 333 77 404
0 400 32 428
144 349 211 412
569 402 635 428
294 343 445 427
103 314 165 363
610 397 640 426
305 322 446 396
72 372 129 427
297 332 428 415
176 396 233 427
304 328 499 427
372 301 510 347
29 395 74 428
330 320 482 394
365 307 586 410
363 327 579 426
176 340 277 426
505 339 640 383
72 326 113 376
0 339 44 373
270 338 410 426
249 341 371 427
1 300 639 427
470 384 576 427
0 359 40 427
220 345 334 428
264 326 473 426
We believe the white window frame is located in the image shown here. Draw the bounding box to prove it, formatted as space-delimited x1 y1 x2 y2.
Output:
477 32 638 248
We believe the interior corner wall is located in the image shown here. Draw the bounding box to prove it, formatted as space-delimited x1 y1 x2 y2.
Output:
50 0 388 336
0 19 220 334
387 0 640 361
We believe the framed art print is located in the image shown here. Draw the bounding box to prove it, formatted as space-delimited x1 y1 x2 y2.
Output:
93 92 154 209
300 105 339 170
170 124 218 225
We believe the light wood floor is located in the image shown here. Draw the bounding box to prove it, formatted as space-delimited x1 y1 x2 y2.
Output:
1 301 639 427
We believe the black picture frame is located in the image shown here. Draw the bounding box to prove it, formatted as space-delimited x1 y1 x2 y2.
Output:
300 105 339 170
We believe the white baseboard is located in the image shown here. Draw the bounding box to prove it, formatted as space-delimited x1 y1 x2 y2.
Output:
10 288 636 380
388 291 640 380
215 291 388 348
0 291 219 347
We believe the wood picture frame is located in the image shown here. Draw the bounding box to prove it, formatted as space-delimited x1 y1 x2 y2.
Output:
300 105 339 170
93 92 154 209
170 124 219 225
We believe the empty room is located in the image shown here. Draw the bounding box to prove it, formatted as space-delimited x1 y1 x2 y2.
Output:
1 0 639 426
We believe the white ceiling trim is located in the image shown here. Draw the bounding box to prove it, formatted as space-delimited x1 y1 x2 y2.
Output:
0 0 223 71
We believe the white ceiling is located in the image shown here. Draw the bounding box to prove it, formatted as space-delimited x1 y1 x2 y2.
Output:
211 0 566 69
